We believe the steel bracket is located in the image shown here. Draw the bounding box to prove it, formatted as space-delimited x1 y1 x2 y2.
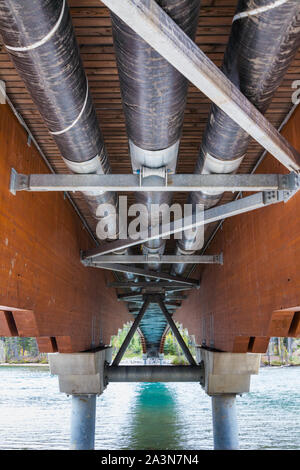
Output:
138 166 169 187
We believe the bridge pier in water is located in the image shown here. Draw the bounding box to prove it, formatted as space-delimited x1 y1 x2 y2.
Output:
49 347 260 450
196 348 260 450
49 349 110 450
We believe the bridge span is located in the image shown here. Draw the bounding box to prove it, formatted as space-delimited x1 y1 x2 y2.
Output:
0 0 299 450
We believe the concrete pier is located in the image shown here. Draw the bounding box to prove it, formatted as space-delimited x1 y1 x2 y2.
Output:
211 394 239 450
49 349 110 450
197 348 260 450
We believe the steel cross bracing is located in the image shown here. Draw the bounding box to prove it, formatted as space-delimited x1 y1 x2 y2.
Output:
111 293 197 366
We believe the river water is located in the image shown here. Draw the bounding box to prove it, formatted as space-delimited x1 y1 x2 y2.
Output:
0 365 299 450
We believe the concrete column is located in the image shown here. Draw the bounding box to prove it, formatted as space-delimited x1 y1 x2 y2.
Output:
211 394 239 450
196 347 260 450
71 394 97 450
142 353 147 365
49 348 111 450
159 353 164 365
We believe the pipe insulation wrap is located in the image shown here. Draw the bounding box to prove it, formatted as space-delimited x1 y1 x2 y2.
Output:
0 0 107 167
172 0 300 275
111 0 201 152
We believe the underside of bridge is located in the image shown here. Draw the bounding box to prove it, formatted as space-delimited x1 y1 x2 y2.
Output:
0 0 300 451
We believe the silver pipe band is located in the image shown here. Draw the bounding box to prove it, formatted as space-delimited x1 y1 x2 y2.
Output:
62 154 106 196
129 139 179 174
199 152 245 196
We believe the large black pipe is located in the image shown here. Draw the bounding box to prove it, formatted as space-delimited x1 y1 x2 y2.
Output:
0 0 117 222
111 0 201 152
173 0 300 275
111 0 201 271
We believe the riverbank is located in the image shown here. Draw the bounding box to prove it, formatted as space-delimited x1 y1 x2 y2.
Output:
0 363 49 367
1 359 299 368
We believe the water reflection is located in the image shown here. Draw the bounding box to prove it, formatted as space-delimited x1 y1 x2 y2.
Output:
0 366 299 450
127 383 180 450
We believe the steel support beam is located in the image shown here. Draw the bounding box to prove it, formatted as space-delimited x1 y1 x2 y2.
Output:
10 170 300 194
211 394 239 450
88 254 223 265
112 297 151 366
100 0 300 172
117 292 144 301
106 365 204 383
108 281 198 290
85 262 199 287
83 191 290 260
156 295 197 366
128 300 180 308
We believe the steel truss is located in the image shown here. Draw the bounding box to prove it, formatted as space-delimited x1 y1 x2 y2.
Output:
111 293 197 366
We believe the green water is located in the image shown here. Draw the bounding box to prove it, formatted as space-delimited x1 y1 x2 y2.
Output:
0 365 299 450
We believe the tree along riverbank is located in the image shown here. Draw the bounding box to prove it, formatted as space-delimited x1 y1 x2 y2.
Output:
1 335 300 366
